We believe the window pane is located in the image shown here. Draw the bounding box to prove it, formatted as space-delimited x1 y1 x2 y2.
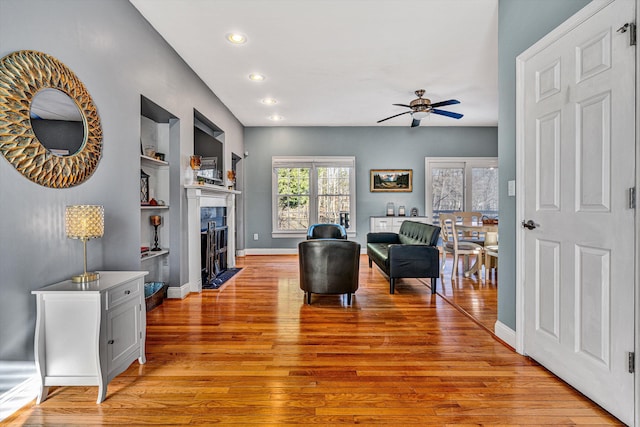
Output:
317 167 350 224
472 167 498 216
431 167 463 223
276 168 309 230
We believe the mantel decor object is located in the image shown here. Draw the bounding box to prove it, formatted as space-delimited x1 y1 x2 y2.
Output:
65 205 104 283
150 215 162 251
140 169 150 203
0 50 103 188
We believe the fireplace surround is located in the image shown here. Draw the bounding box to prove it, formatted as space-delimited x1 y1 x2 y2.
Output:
185 184 239 294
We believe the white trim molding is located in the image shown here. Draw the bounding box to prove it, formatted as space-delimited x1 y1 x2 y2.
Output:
494 321 516 349
166 282 191 299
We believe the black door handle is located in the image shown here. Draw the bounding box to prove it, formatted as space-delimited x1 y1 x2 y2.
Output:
521 219 537 230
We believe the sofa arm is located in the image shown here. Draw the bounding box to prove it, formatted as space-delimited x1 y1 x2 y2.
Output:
367 232 400 244
387 244 440 277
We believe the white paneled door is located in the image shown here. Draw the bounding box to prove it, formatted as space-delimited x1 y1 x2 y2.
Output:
518 0 635 424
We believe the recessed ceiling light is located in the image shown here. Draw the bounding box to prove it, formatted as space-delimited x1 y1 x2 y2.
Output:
248 73 265 82
269 115 284 121
225 33 247 44
261 98 277 105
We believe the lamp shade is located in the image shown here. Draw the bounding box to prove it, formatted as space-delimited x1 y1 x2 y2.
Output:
65 205 104 239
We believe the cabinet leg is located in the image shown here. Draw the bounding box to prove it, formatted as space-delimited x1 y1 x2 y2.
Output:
97 384 107 404
36 385 49 404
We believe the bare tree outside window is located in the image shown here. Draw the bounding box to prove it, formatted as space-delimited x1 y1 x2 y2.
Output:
432 167 463 222
317 167 350 223
427 159 498 224
472 167 498 216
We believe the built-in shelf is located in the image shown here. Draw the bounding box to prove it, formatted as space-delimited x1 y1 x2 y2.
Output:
140 154 168 167
141 249 169 261
184 183 241 194
141 205 169 210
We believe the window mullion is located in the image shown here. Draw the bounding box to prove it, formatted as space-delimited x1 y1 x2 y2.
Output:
310 164 319 224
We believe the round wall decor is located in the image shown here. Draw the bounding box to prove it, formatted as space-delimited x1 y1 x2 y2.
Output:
0 50 102 188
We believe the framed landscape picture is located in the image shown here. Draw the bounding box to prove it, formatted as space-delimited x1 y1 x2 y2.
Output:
370 169 413 192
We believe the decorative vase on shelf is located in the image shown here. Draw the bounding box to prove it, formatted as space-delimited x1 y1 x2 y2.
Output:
189 155 202 185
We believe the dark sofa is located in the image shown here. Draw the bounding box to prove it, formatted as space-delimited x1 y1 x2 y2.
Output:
367 220 441 294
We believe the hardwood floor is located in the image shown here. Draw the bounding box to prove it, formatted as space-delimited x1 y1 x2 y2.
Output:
5 255 621 426
437 254 498 333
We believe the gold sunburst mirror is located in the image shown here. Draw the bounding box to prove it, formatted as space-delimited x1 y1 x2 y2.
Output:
0 50 102 188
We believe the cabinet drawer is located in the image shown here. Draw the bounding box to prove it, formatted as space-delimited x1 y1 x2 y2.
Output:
106 279 140 310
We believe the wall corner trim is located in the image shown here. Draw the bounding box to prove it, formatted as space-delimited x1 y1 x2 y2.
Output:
494 321 517 350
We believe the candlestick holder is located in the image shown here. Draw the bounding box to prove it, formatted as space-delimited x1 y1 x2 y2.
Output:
150 215 162 251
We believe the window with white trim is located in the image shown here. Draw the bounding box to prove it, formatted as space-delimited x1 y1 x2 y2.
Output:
425 157 498 224
272 156 356 237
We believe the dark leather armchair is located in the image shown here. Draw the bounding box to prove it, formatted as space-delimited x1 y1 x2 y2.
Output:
298 239 360 304
306 223 347 239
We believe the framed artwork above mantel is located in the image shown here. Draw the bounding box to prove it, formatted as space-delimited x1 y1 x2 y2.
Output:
370 169 413 192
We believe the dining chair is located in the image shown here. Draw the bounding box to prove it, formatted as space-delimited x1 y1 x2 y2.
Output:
484 244 498 281
453 211 485 244
439 213 484 278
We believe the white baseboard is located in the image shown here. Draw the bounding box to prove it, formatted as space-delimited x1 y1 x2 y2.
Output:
236 249 246 257
244 248 367 255
494 320 516 349
0 374 38 422
244 248 298 255
167 282 191 299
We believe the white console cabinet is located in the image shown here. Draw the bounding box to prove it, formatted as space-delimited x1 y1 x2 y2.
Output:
370 216 431 233
32 271 148 404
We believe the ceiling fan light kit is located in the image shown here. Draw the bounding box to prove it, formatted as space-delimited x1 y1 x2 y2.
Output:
377 89 463 127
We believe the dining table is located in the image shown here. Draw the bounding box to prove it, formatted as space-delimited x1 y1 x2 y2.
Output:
455 220 498 277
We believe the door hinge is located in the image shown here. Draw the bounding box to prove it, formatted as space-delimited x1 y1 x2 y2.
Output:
628 352 635 373
628 187 636 209
618 22 637 46
140 331 143 339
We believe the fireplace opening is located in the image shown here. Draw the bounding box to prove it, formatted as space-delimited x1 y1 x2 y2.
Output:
200 207 227 285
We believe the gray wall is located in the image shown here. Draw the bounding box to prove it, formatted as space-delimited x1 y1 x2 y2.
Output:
0 0 244 361
244 126 498 249
497 0 592 329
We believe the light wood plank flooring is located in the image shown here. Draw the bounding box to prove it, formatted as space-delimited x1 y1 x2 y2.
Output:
5 255 621 426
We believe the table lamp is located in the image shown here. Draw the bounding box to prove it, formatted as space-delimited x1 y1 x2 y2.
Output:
65 205 104 283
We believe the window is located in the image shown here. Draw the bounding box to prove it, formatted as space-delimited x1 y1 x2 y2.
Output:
425 157 498 224
273 156 355 237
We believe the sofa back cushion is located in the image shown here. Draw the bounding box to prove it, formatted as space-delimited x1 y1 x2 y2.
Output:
398 221 441 246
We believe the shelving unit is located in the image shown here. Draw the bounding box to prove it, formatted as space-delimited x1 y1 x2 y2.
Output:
139 96 179 287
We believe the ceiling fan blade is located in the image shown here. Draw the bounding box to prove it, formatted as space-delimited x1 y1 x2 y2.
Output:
377 111 411 123
392 103 412 108
431 108 463 119
411 118 421 128
430 99 460 108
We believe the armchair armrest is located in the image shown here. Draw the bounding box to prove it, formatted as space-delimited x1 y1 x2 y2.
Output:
367 232 401 244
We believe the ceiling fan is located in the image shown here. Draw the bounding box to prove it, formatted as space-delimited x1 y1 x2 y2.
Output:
377 89 463 127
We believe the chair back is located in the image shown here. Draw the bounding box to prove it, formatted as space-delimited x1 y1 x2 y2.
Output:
453 211 483 223
307 223 347 239
439 213 458 248
298 239 360 294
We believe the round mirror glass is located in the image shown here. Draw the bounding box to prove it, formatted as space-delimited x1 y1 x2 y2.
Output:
30 88 85 156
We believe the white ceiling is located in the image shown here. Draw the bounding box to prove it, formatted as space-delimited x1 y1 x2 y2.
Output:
129 0 498 127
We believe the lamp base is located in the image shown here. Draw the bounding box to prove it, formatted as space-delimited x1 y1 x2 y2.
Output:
72 272 100 283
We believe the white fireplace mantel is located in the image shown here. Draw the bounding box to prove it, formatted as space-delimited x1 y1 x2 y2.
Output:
185 184 240 293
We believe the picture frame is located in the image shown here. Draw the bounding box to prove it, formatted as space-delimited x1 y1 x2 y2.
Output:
370 169 413 192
